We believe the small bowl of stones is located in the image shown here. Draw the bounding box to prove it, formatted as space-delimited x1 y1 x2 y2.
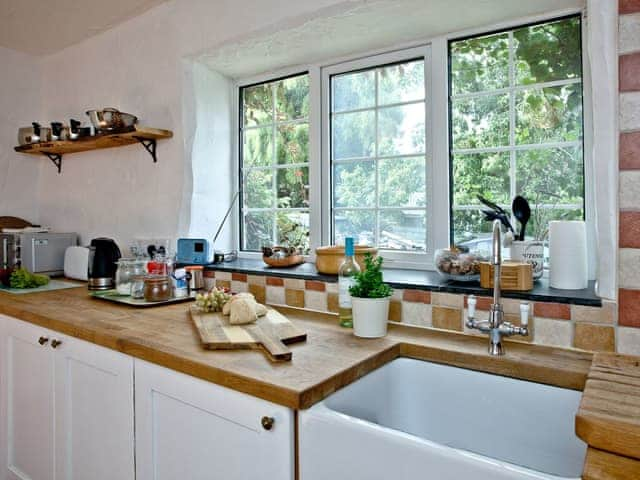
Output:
434 246 487 282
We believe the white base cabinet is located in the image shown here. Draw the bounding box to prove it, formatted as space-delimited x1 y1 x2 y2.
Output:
135 359 295 480
0 314 135 480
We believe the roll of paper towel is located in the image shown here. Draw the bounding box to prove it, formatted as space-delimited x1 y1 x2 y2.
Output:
549 221 588 290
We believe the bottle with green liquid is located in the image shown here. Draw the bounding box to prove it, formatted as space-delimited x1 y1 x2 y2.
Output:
338 237 360 328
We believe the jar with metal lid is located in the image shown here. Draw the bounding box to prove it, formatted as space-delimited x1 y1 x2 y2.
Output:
131 275 146 299
144 275 171 302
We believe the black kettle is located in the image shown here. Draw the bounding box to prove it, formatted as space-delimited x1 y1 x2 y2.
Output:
88 238 121 291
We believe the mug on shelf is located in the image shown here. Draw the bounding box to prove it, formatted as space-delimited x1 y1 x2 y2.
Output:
510 240 544 280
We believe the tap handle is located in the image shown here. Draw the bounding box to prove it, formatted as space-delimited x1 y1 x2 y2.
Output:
467 295 477 319
520 302 530 327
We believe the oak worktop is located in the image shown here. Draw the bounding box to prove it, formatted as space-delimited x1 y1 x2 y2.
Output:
0 286 594 409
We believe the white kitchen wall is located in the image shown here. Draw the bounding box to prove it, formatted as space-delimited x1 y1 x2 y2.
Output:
0 47 42 222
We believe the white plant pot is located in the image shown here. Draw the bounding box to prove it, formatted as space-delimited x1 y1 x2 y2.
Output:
351 296 390 338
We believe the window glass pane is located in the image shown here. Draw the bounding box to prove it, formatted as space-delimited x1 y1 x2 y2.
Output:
276 75 309 120
332 70 375 112
243 84 272 127
378 103 425 156
277 211 310 251
379 210 426 252
243 212 274 250
277 124 308 164
527 208 583 244
378 60 425 105
451 94 509 150
450 32 509 95
452 152 510 207
334 161 376 208
452 209 510 247
276 167 309 209
515 84 582 144
243 128 273 167
244 169 273 209
378 157 426 208
515 17 582 85
332 111 376 159
334 210 376 246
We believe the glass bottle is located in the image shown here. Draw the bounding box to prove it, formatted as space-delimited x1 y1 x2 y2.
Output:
338 237 360 328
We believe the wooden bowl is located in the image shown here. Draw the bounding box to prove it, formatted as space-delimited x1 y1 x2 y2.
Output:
262 246 305 268
315 245 378 274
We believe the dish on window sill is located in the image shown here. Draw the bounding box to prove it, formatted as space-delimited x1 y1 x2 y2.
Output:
262 246 305 268
434 247 487 282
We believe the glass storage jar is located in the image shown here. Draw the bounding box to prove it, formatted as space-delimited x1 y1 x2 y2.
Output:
144 275 171 302
115 258 147 295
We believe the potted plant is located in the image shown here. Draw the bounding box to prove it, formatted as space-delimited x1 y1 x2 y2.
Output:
349 253 393 338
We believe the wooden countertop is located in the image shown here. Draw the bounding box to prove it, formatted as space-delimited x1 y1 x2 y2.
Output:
0 286 594 410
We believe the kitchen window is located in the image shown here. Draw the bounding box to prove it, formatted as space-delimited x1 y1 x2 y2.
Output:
449 15 584 246
239 73 310 252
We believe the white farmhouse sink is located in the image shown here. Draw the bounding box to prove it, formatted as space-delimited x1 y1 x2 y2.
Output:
299 358 587 480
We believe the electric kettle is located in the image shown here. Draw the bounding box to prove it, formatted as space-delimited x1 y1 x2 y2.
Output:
88 238 121 290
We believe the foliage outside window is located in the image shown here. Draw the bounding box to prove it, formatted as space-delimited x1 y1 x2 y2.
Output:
330 59 428 252
240 74 310 252
450 16 584 246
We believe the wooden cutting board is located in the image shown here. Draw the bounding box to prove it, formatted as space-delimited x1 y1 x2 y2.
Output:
189 306 306 362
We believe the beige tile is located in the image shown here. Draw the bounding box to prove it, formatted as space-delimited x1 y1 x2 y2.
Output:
431 292 463 309
325 282 338 294
327 293 339 313
506 313 533 343
283 278 305 290
285 289 305 308
266 286 285 305
573 323 615 352
248 284 266 304
215 271 232 281
388 300 402 322
620 91 640 131
204 278 215 290
571 302 616 324
215 279 231 291
502 298 531 316
533 317 572 348
247 275 266 286
620 171 640 209
391 289 404 301
620 13 640 55
305 290 328 312
618 326 640 355
432 306 462 331
619 248 640 289
401 302 431 327
231 280 248 293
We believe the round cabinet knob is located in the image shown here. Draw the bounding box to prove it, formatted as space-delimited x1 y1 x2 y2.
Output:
261 416 275 431
38 336 49 346
51 339 62 349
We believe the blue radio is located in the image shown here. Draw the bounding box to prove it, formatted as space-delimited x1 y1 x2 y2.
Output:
176 238 213 265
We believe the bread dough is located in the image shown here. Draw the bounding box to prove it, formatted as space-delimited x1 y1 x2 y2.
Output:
222 292 268 324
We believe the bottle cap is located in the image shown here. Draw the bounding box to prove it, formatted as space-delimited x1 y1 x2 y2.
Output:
345 237 354 256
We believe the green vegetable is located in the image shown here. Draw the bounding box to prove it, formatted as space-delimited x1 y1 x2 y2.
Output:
349 254 393 299
9 268 50 289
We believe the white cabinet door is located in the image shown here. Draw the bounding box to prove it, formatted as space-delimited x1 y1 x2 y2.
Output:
135 359 294 480
54 334 134 480
0 315 55 480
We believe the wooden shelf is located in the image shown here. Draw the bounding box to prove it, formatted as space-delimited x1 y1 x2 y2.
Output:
14 126 173 173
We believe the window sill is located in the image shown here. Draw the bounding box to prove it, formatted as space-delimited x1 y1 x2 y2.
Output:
201 258 601 307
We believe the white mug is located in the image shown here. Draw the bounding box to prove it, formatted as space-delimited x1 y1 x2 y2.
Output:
510 240 544 280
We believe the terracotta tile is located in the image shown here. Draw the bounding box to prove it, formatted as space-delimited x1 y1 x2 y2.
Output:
620 0 640 14
432 306 462 332
620 131 640 170
305 280 326 292
533 302 571 320
619 288 640 327
573 323 615 352
571 302 616 324
327 293 339 313
215 279 231 291
620 212 640 248
266 276 284 287
231 272 247 282
248 284 266 304
285 289 305 308
203 270 215 278
620 52 640 92
402 289 431 303
388 300 402 322
465 295 493 311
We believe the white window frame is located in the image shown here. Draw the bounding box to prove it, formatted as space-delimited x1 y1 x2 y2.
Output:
232 7 592 273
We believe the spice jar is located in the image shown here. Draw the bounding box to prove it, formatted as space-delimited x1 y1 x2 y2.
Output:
144 275 171 302
131 275 146 299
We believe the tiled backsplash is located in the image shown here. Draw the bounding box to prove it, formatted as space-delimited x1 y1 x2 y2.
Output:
204 270 635 355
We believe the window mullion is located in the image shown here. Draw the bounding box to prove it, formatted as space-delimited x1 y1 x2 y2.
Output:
374 68 380 248
508 30 517 224
271 83 278 245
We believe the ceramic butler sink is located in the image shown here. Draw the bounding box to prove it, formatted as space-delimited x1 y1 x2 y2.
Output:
299 358 587 480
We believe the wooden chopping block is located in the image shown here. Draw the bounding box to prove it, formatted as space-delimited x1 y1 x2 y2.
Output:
190 306 307 362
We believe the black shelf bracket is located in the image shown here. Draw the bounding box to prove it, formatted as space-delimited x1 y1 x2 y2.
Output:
44 153 63 174
134 137 158 163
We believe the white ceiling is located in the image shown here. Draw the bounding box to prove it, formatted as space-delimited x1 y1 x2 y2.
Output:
0 0 167 55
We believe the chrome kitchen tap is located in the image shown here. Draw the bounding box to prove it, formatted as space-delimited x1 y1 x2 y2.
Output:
466 219 529 356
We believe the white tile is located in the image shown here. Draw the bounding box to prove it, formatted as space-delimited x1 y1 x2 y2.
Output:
391 289 404 301
204 278 215 290
618 326 640 355
620 171 640 209
215 271 232 281
247 275 266 285
325 282 338 294
401 302 431 327
620 13 640 55
266 286 285 305
620 92 640 132
231 280 248 293
431 292 463 308
533 317 572 348
305 290 328 312
619 248 640 289
283 278 305 290
571 301 616 324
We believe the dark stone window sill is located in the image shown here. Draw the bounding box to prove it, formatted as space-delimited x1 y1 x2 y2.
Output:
200 258 602 307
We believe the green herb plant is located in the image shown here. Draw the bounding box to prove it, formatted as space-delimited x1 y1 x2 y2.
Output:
9 268 50 289
349 254 393 299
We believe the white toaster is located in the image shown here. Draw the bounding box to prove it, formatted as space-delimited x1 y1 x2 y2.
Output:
64 246 90 281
